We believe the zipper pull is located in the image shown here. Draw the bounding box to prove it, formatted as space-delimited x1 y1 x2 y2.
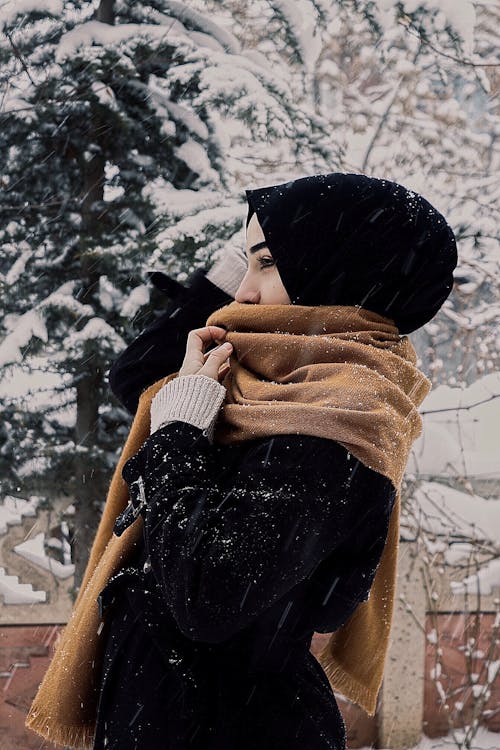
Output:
113 475 147 536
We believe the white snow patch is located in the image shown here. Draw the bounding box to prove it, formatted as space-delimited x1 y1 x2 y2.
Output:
0 0 63 27
62 317 126 353
90 81 119 111
451 558 500 596
371 0 476 57
142 183 225 219
99 275 127 313
0 310 48 367
14 531 75 579
0 567 46 604
56 21 194 64
149 76 210 140
409 481 500 545
273 0 323 71
174 138 220 185
362 726 500 749
3 244 32 285
409 373 500 479
0 495 41 534
122 284 150 318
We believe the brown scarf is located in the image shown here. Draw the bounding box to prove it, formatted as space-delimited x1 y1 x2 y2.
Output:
25 302 431 749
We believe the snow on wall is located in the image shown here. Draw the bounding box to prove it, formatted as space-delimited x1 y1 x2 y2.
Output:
13 531 75 580
0 494 49 605
451 558 500 596
409 372 500 479
0 567 46 605
0 491 76 604
401 480 500 596
405 481 500 545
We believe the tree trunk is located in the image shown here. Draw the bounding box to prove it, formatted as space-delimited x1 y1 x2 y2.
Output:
72 0 114 594
73 369 103 589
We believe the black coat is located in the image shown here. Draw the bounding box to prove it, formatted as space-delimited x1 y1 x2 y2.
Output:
93 271 396 749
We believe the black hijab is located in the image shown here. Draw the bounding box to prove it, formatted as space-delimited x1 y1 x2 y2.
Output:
245 172 458 334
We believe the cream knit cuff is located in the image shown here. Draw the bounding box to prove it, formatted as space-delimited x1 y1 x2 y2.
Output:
205 248 248 297
150 374 227 443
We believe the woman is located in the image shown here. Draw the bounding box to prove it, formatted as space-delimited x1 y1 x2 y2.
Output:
92 175 457 750
26 173 457 750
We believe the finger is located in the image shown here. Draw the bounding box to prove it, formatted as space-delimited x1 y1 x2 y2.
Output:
186 326 228 356
198 342 233 380
203 341 232 360
217 362 231 383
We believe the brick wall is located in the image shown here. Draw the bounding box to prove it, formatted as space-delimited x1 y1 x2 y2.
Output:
423 613 500 737
0 624 64 750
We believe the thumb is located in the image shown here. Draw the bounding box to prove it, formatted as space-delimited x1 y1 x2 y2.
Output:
199 341 233 380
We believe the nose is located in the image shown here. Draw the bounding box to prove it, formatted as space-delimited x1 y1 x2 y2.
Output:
234 283 260 304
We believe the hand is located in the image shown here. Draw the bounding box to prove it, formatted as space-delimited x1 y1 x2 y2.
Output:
178 326 233 384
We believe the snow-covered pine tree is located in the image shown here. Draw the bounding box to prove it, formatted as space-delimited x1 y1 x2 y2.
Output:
0 0 338 591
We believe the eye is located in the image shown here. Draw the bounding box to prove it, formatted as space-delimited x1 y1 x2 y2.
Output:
258 256 275 268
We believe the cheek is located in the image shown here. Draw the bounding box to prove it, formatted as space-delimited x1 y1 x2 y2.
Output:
267 267 284 288
240 267 260 289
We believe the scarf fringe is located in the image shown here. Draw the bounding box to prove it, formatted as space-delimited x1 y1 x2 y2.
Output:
316 647 379 718
25 705 95 750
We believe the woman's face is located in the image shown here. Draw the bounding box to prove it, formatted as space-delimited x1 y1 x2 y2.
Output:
234 213 291 305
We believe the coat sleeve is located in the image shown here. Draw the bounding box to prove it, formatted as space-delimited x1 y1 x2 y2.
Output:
108 269 233 415
119 420 397 644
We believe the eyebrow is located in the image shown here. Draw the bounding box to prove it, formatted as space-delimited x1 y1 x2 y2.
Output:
249 241 268 254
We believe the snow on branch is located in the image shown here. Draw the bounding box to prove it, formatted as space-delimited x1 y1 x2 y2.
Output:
55 20 196 64
0 310 47 367
159 0 241 55
147 76 209 140
62 318 126 359
0 0 63 29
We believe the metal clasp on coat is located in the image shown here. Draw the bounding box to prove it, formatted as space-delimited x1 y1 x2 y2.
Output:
113 475 147 537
